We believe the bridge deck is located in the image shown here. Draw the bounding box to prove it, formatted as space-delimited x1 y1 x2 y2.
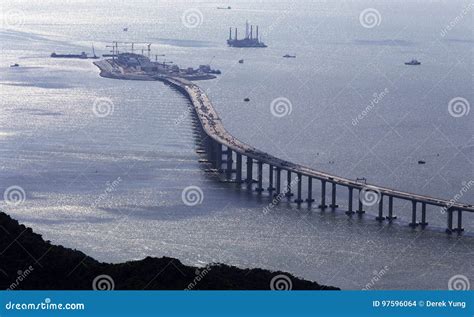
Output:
163 76 474 213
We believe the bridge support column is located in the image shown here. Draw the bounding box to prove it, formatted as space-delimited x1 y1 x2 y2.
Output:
207 141 216 168
256 161 264 193
285 171 294 198
319 180 327 209
386 196 396 221
356 189 365 215
275 168 281 197
409 201 418 227
226 149 233 180
235 153 242 183
453 209 464 233
295 173 303 204
347 187 354 214
419 203 428 227
446 208 454 234
376 195 385 221
246 157 253 189
330 183 338 209
306 177 314 204
267 165 275 192
215 143 222 171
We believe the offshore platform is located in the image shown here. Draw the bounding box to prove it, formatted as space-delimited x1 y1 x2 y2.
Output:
227 21 267 48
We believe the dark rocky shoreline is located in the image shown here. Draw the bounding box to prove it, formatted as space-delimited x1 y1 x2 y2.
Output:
0 212 338 290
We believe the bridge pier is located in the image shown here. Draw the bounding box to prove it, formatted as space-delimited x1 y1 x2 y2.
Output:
275 168 281 197
446 208 454 234
246 157 253 189
267 165 275 192
235 153 242 183
376 195 385 221
295 173 303 204
215 143 222 171
203 139 210 152
206 141 215 168
285 171 294 198
409 201 418 227
330 183 338 209
319 180 327 209
256 161 264 193
453 209 464 233
306 177 315 204
386 196 396 221
356 189 365 215
226 148 233 180
347 187 354 214
419 203 428 227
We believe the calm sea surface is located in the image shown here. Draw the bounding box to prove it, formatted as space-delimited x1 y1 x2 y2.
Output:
0 0 473 289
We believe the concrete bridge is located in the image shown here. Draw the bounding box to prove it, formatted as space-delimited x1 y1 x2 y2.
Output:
160 76 473 234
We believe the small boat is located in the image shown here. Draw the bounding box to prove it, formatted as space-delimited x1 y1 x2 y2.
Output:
283 54 296 58
238 59 244 64
10 63 20 67
405 59 421 65
418 160 426 165
123 27 128 32
244 98 250 102
217 6 231 9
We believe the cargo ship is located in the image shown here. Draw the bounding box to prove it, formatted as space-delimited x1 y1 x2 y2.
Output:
227 21 267 48
51 45 99 59
51 52 88 59
51 52 99 59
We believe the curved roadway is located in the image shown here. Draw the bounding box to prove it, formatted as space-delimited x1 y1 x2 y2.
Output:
161 76 474 214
